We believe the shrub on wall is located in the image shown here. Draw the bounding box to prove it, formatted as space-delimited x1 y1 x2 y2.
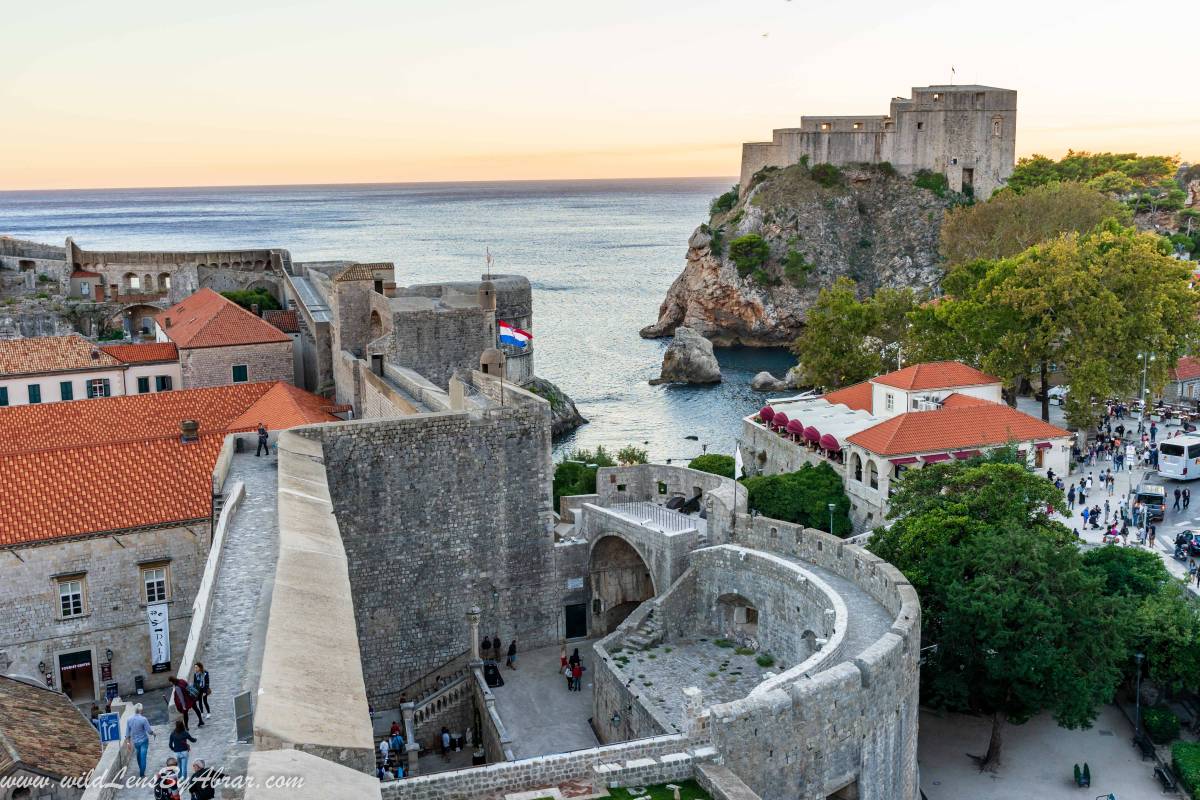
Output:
688 453 735 478
913 169 950 198
709 185 739 216
1144 707 1181 744
810 163 844 188
741 462 852 536
783 250 815 287
728 234 770 277
221 288 281 312
1174 741 1200 793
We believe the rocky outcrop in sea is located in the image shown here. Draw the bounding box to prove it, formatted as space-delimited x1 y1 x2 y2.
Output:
641 164 955 346
525 376 588 438
649 326 722 385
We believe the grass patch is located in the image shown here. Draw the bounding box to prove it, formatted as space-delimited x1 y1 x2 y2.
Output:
734 646 756 656
713 639 735 649
756 653 776 668
708 672 718 678
620 779 712 799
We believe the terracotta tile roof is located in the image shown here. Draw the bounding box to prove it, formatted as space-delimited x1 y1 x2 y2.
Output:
848 403 1070 456
99 341 179 364
939 392 996 409
0 675 102 779
334 264 375 282
1172 356 1200 382
0 382 343 546
871 360 1000 391
822 381 873 412
261 309 300 333
0 335 122 376
156 288 290 349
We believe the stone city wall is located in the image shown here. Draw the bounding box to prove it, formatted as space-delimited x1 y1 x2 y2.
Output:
592 597 679 743
0 522 208 699
594 464 742 544
179 340 294 389
380 734 707 800
384 305 493 389
299 377 558 708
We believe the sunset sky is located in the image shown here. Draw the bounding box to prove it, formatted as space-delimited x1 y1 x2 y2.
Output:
1 0 1195 190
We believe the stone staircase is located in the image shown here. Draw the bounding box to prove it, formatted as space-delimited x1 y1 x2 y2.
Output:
624 608 664 651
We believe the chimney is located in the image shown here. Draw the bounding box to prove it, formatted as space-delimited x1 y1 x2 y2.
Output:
90 349 100 360
180 419 200 443
251 303 260 316
164 316 172 328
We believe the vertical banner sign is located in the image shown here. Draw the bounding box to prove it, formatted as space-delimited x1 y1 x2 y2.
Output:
147 603 171 673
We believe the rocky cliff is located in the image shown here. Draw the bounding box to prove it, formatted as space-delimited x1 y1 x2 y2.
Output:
641 163 957 346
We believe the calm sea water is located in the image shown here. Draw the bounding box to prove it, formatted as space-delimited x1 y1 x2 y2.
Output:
0 180 794 460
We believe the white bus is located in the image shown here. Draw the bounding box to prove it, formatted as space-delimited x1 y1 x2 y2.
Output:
1158 435 1200 480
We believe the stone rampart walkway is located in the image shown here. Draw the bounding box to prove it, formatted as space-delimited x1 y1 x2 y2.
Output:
116 452 279 798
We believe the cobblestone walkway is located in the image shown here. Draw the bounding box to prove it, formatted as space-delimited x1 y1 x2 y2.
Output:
117 452 279 798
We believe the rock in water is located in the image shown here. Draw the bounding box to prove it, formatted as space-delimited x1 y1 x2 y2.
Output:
650 327 721 385
524 376 588 438
751 371 791 392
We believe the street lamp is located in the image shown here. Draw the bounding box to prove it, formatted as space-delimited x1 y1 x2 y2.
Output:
828 503 836 535
1135 652 1146 741
1138 353 1155 420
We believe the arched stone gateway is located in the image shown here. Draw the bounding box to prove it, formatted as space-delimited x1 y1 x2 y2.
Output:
588 534 655 635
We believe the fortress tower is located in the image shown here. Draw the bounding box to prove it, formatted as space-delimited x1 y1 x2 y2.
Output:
740 84 1017 199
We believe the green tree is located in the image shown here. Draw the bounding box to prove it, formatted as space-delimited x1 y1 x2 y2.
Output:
728 234 770 276
741 462 851 536
552 446 616 510
221 288 281 312
710 185 739 216
791 278 920 390
688 453 735 478
1131 584 1200 693
1082 546 1172 599
870 456 1126 770
1007 150 1178 193
616 444 649 465
1087 170 1136 195
939 182 1128 265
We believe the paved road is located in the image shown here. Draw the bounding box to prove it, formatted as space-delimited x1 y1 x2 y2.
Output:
117 452 279 798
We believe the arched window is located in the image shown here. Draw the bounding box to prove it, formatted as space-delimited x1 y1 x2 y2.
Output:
124 272 140 291
852 453 863 482
867 460 879 490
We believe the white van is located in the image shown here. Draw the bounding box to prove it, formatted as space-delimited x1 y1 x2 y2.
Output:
1158 435 1200 481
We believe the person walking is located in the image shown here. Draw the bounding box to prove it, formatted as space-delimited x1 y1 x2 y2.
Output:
480 634 491 662
191 663 210 716
1068 485 1076 509
255 422 270 457
1082 506 1091 528
1186 488 1192 510
188 761 225 800
1149 525 1157 548
571 661 583 691
490 635 501 659
378 736 390 769
559 643 568 674
440 727 451 761
152 757 181 800
1104 499 1111 524
506 639 518 670
564 663 573 691
1175 488 1182 512
169 721 197 784
125 703 156 778
168 674 203 729
1151 421 1158 443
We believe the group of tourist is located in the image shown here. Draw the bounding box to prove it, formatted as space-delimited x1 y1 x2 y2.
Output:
480 633 519 669
124 662 223 799
560 646 586 691
377 721 407 780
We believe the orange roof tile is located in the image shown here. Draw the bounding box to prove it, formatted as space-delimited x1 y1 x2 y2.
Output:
823 381 873 412
939 392 996 409
334 264 375 282
99 341 179 364
1171 356 1200 382
0 335 122 376
261 309 300 333
872 361 1000 391
156 288 291 349
0 382 343 546
0 675 103 779
848 403 1070 456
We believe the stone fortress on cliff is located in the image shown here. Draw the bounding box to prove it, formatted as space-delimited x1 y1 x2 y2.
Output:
740 84 1017 199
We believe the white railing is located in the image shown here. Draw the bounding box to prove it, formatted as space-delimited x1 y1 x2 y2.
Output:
605 502 698 533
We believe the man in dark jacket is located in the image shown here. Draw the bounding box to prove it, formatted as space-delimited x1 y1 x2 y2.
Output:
256 422 269 457
189 761 226 800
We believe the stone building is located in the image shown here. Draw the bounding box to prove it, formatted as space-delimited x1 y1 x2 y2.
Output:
740 361 1072 530
0 675 102 800
155 288 294 389
740 84 1017 199
0 382 342 704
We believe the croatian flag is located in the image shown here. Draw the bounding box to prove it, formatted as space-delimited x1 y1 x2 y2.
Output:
498 321 532 349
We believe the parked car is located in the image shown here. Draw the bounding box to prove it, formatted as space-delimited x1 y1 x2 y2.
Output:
1135 482 1167 522
1048 385 1069 405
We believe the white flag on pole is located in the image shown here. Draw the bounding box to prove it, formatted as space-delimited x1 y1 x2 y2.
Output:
735 445 744 479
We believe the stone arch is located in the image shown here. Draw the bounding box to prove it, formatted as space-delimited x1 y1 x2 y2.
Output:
233 261 243 269
220 262 230 269
716 592 759 643
143 273 155 292
588 534 656 635
254 259 265 269
123 272 140 291
370 310 384 341
244 278 280 303
158 272 171 290
851 453 863 482
866 459 879 490
113 303 163 337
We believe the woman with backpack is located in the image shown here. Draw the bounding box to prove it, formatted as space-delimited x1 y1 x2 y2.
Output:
167 674 203 729
168 721 197 784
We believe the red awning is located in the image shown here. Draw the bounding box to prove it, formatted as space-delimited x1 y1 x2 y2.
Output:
922 453 951 463
1035 441 1054 449
803 426 821 443
786 419 805 436
953 450 980 459
889 456 919 465
819 433 841 452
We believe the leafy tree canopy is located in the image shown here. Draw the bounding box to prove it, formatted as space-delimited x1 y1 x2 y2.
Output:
791 277 920 390
221 288 281 312
741 462 851 536
688 453 735 478
1007 150 1179 194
